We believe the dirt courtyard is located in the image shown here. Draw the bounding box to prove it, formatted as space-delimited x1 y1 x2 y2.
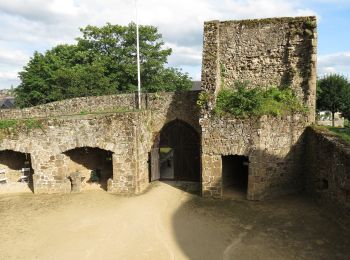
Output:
0 182 349 260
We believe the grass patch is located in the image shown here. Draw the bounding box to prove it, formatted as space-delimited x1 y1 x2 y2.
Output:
0 119 18 129
24 119 43 129
0 118 43 131
79 110 89 115
78 107 134 116
325 126 350 143
89 107 132 115
0 106 140 135
215 83 307 117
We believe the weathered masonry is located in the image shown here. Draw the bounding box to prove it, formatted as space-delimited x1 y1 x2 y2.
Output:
0 92 200 194
0 16 319 201
304 127 350 226
200 16 317 199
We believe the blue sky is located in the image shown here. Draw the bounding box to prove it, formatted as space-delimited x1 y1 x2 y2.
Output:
308 0 349 54
0 0 349 89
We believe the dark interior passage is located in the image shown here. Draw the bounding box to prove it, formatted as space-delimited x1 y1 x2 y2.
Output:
64 147 113 191
0 150 34 191
222 155 249 198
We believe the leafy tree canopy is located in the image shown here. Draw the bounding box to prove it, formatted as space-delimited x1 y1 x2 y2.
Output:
15 23 192 107
317 74 350 125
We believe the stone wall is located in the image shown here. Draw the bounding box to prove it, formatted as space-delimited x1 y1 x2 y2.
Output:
201 114 308 199
305 127 350 224
0 91 200 194
200 16 316 199
0 91 200 123
0 94 136 119
0 112 139 194
201 16 317 121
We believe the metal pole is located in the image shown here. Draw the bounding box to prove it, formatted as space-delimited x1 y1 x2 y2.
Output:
135 0 141 109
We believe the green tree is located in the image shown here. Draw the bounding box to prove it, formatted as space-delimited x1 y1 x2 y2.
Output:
15 23 192 108
317 74 350 126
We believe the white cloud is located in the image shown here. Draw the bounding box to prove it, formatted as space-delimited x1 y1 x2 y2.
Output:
0 49 29 66
0 71 18 80
0 0 321 88
165 43 202 67
318 52 350 78
0 0 84 24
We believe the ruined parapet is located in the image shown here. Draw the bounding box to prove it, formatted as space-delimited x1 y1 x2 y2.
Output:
201 16 317 121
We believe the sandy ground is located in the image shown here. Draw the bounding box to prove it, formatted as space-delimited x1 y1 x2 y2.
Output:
0 182 349 260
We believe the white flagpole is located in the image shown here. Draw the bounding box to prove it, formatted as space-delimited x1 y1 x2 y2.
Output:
135 0 141 109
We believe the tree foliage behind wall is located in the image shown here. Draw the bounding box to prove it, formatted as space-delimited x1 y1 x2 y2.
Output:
15 23 192 108
317 74 350 125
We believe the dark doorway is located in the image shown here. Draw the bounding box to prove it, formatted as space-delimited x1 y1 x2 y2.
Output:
0 150 34 192
150 119 200 182
222 155 249 198
64 147 113 191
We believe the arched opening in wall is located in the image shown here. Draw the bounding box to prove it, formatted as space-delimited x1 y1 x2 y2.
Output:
0 150 34 192
150 119 201 192
222 155 249 199
63 147 113 191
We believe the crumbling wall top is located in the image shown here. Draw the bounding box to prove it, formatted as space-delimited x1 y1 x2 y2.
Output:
201 16 317 121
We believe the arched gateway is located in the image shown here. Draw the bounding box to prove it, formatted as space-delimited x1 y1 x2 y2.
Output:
150 119 200 182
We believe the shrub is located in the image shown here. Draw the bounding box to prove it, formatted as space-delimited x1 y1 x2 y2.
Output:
214 84 306 117
197 91 210 109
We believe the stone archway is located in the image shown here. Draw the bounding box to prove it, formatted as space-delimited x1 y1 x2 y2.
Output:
0 150 34 192
150 119 201 182
63 147 113 191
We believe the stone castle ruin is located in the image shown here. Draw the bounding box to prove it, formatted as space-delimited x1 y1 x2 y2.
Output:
0 16 349 218
200 17 317 199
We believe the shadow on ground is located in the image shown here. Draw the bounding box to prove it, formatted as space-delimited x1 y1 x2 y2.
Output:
171 193 350 260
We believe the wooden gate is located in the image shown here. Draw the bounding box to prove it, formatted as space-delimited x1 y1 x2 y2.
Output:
153 119 200 182
150 147 160 181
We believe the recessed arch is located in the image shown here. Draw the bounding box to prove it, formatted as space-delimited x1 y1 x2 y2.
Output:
63 146 113 191
0 149 34 192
